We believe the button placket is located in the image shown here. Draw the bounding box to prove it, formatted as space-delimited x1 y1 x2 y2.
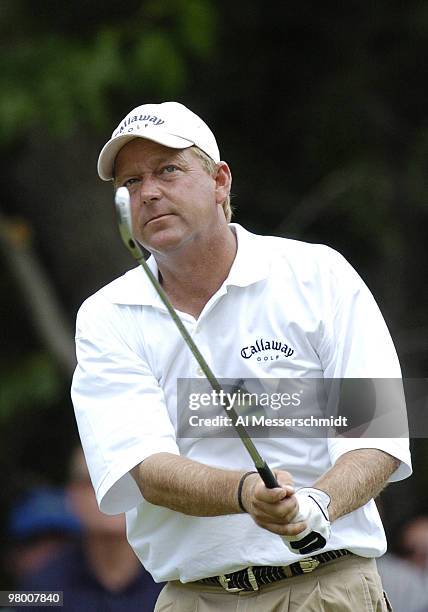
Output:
191 325 211 378
193 327 205 377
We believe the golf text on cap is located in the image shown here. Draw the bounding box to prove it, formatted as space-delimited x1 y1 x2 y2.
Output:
114 114 165 136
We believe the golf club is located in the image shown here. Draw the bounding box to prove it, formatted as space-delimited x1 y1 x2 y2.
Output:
114 186 279 489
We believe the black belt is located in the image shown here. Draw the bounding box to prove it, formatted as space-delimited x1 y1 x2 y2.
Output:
199 549 351 592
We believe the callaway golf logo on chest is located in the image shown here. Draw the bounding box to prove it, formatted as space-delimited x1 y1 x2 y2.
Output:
240 338 295 361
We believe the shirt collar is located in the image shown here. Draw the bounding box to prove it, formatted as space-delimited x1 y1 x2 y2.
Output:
225 223 270 287
102 223 270 306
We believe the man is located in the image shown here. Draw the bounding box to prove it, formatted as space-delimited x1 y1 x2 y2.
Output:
72 101 411 611
20 448 164 611
7 486 80 581
400 516 428 572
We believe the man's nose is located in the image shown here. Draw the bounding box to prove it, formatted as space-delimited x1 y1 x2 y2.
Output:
139 177 161 204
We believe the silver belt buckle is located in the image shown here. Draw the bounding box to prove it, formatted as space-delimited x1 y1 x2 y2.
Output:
218 575 243 592
218 568 259 592
299 558 320 573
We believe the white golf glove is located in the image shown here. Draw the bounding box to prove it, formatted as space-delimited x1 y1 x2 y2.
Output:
282 487 331 555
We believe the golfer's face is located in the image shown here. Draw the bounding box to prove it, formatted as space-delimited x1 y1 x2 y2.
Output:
114 139 219 255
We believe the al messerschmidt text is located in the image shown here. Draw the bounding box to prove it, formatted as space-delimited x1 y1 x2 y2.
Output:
188 415 349 427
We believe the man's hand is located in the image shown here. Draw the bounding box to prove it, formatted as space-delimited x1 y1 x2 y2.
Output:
242 475 331 554
242 470 307 538
282 487 331 555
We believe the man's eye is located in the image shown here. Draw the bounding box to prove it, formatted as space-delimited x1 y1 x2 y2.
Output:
161 165 178 174
123 177 141 187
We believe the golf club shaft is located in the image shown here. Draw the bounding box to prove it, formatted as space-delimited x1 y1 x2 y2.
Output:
115 188 279 489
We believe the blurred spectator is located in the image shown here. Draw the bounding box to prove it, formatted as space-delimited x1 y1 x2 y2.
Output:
400 516 428 572
375 500 428 612
7 486 81 580
20 447 164 611
377 553 428 612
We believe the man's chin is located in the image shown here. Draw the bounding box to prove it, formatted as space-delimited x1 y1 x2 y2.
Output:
139 229 190 256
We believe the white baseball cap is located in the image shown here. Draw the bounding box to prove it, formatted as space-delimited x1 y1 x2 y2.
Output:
97 101 220 180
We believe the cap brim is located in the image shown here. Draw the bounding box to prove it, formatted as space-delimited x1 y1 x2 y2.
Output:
97 131 195 181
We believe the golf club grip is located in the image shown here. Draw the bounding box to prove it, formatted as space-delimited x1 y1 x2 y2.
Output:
257 463 279 488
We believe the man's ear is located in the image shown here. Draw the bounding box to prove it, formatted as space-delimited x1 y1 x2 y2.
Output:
214 162 232 204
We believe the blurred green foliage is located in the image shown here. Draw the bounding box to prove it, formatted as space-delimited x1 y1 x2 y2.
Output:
0 0 217 142
0 353 62 422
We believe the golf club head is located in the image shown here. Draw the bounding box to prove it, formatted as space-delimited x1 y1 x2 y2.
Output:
114 187 143 260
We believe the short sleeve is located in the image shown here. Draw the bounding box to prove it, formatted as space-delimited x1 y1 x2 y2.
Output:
319 248 402 378
328 437 412 482
71 295 179 515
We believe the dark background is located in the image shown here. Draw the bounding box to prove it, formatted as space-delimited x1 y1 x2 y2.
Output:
0 0 427 582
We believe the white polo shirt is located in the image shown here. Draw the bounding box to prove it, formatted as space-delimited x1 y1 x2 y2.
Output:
72 223 411 583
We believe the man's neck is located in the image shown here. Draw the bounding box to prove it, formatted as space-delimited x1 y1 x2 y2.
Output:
155 225 237 319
